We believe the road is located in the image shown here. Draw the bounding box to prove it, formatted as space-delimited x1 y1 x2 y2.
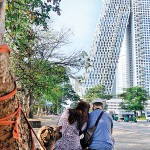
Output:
33 115 150 150
113 121 150 150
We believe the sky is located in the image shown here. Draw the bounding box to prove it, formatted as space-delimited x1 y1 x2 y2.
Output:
51 0 102 54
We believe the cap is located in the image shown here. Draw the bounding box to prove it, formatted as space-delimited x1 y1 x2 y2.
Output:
90 98 104 104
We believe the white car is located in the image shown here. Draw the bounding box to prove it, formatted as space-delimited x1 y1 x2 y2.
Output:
146 115 150 122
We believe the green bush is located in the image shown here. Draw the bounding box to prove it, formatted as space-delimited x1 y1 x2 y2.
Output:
137 116 146 120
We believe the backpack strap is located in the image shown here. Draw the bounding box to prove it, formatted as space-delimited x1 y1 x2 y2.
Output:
95 111 104 127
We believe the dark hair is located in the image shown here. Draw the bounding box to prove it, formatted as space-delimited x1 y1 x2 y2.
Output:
68 101 90 130
93 102 103 107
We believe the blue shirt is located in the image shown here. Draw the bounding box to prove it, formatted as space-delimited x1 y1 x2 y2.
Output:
88 109 114 150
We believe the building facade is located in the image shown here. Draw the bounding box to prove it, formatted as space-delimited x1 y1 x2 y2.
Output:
83 0 150 95
131 0 150 95
106 98 134 117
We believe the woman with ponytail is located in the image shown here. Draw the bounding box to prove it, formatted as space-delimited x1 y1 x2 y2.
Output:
54 101 90 150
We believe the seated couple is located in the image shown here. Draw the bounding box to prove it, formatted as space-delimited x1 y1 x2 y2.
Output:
54 100 114 150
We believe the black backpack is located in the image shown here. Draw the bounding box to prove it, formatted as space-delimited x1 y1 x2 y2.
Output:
80 111 104 149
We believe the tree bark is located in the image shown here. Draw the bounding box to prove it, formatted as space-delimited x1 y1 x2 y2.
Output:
29 92 34 118
134 111 137 117
0 0 5 45
140 110 143 116
0 1 33 149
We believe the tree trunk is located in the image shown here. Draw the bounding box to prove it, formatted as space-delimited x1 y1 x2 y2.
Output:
37 107 40 115
140 110 143 116
0 1 33 149
134 111 137 117
29 92 34 118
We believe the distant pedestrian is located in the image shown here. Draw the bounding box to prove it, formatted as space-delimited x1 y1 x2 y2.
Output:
88 99 114 150
54 101 90 150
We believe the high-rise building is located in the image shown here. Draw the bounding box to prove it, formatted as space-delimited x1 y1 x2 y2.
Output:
83 0 150 95
130 0 150 95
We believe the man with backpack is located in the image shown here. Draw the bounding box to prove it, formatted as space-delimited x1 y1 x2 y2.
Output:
88 99 114 150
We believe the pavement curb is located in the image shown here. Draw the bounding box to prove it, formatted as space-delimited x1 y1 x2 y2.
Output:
115 120 150 127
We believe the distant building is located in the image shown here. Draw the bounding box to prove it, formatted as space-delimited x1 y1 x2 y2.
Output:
145 100 150 115
106 98 122 114
71 78 85 98
106 99 134 118
83 0 150 95
106 99 150 117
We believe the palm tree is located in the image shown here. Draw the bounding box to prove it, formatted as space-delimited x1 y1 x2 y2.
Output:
0 1 32 149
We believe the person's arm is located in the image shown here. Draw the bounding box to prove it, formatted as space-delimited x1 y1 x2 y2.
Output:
110 114 113 135
57 110 69 133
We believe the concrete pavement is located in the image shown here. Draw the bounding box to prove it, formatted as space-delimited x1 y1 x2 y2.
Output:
113 121 150 150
